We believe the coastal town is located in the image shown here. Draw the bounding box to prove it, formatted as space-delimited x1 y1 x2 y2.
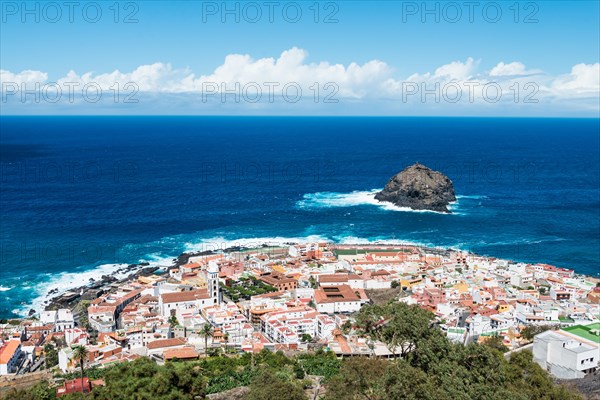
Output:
1 242 599 397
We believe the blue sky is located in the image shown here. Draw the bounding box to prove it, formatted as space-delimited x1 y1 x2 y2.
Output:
1 1 599 115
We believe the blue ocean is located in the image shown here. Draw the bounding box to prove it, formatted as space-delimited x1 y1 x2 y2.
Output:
1 116 599 318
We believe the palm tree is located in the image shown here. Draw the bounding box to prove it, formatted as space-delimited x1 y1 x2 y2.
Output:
72 345 89 394
200 324 213 356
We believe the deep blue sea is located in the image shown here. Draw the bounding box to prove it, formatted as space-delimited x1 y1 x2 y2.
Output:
1 117 599 318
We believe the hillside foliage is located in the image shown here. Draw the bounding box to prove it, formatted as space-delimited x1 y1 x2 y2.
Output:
4 303 581 400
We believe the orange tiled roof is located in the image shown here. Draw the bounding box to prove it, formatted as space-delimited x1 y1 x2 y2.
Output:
161 289 210 304
0 340 20 364
147 337 186 350
314 285 361 304
164 347 199 360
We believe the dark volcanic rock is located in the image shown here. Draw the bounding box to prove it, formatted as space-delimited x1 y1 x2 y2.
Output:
375 163 456 213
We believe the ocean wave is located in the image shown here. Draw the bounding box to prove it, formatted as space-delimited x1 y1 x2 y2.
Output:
15 230 564 317
182 235 330 253
0 286 13 292
297 189 464 214
17 253 178 317
476 237 568 246
456 195 489 200
16 263 128 316
331 235 441 249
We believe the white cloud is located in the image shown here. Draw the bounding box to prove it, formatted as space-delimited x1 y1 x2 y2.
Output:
1 50 598 115
0 69 48 85
434 57 478 80
489 61 542 77
56 63 191 92
550 63 600 95
187 47 391 98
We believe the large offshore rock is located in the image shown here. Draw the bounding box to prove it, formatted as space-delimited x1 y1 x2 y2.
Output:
375 163 456 213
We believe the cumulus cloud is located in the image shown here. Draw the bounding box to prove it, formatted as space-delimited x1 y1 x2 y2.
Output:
186 47 391 98
550 63 600 95
1 49 598 115
434 57 478 80
489 61 542 77
56 63 191 92
400 57 479 84
1 69 49 85
36 48 391 99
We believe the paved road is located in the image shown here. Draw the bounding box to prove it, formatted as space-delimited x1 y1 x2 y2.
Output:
503 343 533 360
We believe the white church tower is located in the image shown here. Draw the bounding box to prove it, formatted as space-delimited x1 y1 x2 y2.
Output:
207 261 221 304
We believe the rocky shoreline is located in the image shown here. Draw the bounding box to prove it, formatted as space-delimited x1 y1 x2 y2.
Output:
38 243 310 314
39 248 239 314
38 262 155 314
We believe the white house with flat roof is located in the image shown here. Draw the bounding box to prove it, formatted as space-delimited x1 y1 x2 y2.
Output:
533 323 600 379
0 340 24 375
40 309 75 331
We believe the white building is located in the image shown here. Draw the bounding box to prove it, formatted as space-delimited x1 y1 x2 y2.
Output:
510 273 534 288
261 307 333 344
533 324 599 379
88 305 117 333
40 309 75 331
159 288 215 317
0 340 24 375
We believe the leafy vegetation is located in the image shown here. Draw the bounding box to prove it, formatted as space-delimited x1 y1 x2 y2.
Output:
326 302 580 400
167 315 179 328
44 344 58 369
521 324 558 341
221 276 277 302
5 303 580 400
246 370 307 400
200 323 213 356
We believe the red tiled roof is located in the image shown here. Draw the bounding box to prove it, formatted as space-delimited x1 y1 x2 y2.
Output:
314 285 361 304
319 274 349 283
147 337 186 350
164 347 199 360
0 340 20 364
161 289 210 304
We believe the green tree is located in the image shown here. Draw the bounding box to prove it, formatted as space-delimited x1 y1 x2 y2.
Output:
4 381 55 400
90 357 206 399
246 370 307 400
200 323 214 356
168 315 179 328
355 302 435 357
482 335 508 353
521 324 556 341
300 334 312 343
325 357 388 400
340 320 352 334
44 343 58 369
72 345 89 395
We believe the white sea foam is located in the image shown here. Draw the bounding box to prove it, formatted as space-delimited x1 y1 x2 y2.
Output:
18 254 177 317
477 237 568 246
18 227 494 317
456 195 489 200
0 286 13 292
297 189 461 214
183 235 330 254
332 235 439 248
16 263 127 317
